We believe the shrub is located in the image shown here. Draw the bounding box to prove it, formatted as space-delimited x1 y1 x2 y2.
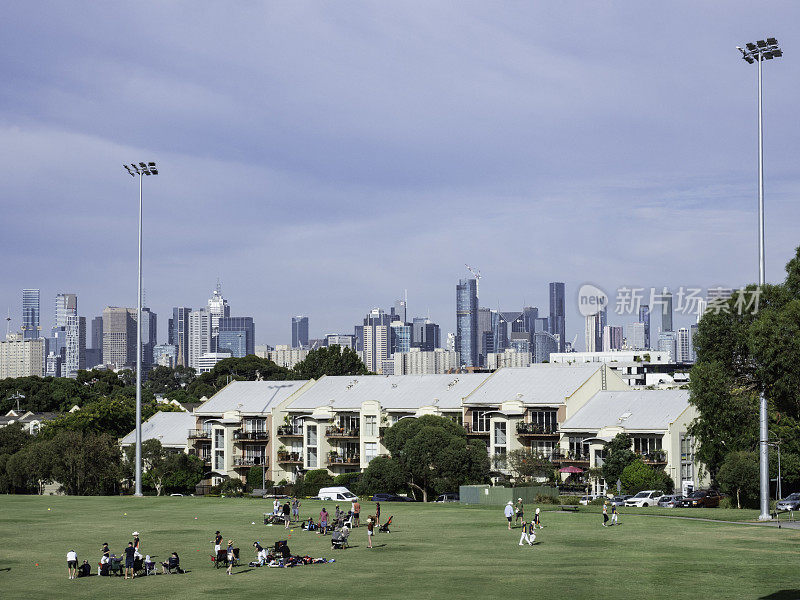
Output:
589 497 606 506
300 469 334 497
559 495 581 505
535 494 559 505
219 478 245 496
719 497 734 509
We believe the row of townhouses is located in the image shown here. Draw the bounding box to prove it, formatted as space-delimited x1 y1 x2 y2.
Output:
122 364 707 495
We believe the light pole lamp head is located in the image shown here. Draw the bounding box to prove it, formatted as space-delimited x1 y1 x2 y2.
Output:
123 162 158 176
738 37 782 63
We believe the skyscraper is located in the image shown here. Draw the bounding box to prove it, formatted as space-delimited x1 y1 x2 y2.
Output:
602 325 623 351
676 327 691 363
638 305 651 349
169 306 192 368
218 316 255 358
91 316 103 350
456 278 478 367
102 307 137 368
362 308 390 373
411 317 440 351
549 283 566 352
63 315 86 378
392 295 407 324
188 309 212 370
625 322 646 350
656 289 673 332
21 289 40 340
140 308 158 367
54 293 77 329
522 306 539 336
533 331 559 363
584 306 606 353
390 321 412 355
291 316 309 348
207 284 230 349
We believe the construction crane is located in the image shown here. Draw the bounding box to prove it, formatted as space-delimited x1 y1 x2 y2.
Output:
464 264 482 298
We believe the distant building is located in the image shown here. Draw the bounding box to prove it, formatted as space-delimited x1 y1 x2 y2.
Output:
102 307 137 368
655 289 674 332
63 315 86 378
411 318 440 351
169 306 192 368
456 278 478 367
188 309 212 370
392 297 407 323
154 344 178 368
218 316 255 358
549 282 566 352
690 324 699 362
393 348 460 375
533 331 559 363
487 348 532 369
362 309 390 373
269 345 311 369
22 289 41 340
602 325 623 352
657 331 677 362
207 285 230 350
638 305 651 349
326 334 354 349
625 322 646 350
91 316 103 361
140 308 158 367
196 351 232 373
1 334 44 378
676 328 692 363
390 321 412 355
292 316 309 348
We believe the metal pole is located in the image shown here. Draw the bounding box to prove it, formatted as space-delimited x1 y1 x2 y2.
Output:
757 50 770 521
135 172 144 497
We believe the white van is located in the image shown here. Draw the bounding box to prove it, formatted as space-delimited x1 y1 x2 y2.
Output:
317 487 358 502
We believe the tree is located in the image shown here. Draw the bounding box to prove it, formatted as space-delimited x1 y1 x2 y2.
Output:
506 449 554 482
620 460 673 495
300 469 334 497
46 430 121 495
145 365 196 393
161 452 206 495
292 346 370 379
358 456 407 495
601 433 637 487
247 465 267 491
6 440 53 494
717 451 760 508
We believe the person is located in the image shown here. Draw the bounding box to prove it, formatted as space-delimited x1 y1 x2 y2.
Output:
66 549 78 579
319 508 329 535
99 544 110 576
375 501 381 525
214 531 223 554
124 541 136 579
78 559 91 577
515 498 524 525
602 502 609 527
534 507 542 529
504 501 514 530
144 554 156 575
352 499 361 527
226 540 234 575
283 501 291 529
610 502 619 526
132 532 142 558
161 552 180 574
273 498 281 515
366 517 374 548
518 520 535 546
292 497 301 521
334 505 342 526
253 542 267 566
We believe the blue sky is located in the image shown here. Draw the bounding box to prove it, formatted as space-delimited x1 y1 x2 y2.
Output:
1 2 799 346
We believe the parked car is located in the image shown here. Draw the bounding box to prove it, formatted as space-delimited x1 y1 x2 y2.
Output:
657 494 684 508
370 493 415 502
679 489 721 508
579 494 597 506
624 490 664 507
318 487 358 502
776 493 800 512
434 493 460 503
609 495 632 507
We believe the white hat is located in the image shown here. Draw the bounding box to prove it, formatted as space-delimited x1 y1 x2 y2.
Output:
132 531 140 536
518 498 522 501
507 501 513 505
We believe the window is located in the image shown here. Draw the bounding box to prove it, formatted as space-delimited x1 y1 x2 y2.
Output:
472 410 490 433
364 415 377 437
338 414 359 431
214 428 224 448
306 425 318 469
633 436 662 454
307 448 317 469
306 425 317 446
594 449 606 468
245 446 266 463
494 421 507 446
529 410 557 432
532 441 555 459
569 436 589 459
680 433 694 481
365 442 377 463
214 450 224 470
244 418 265 433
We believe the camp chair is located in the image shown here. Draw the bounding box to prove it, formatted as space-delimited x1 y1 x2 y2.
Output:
331 529 349 549
163 556 181 574
379 515 393 533
110 558 123 576
213 548 228 568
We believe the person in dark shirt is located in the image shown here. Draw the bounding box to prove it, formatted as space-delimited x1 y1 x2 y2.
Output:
124 542 136 579
283 502 291 529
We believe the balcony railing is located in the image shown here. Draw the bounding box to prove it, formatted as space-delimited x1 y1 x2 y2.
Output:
277 451 303 463
516 422 559 436
551 451 589 463
325 426 360 438
463 423 490 436
639 451 667 464
277 425 303 437
326 454 360 465
188 429 210 439
233 456 268 468
234 429 270 442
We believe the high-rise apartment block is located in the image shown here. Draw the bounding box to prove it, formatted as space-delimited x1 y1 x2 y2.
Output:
169 306 192 368
456 278 478 367
393 348 459 375
676 327 692 363
292 316 309 348
21 289 40 340
362 309 390 373
188 309 212 370
63 315 86 378
1 334 44 378
602 325 623 351
625 322 647 350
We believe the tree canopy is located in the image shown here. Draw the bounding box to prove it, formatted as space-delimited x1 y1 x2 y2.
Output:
292 346 370 379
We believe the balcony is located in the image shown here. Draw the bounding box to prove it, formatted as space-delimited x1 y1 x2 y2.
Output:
326 454 360 466
463 423 490 436
639 451 667 465
233 456 268 468
277 451 303 464
277 425 303 437
234 429 269 442
516 422 559 437
551 450 589 465
188 429 210 439
188 449 211 466
325 426 360 439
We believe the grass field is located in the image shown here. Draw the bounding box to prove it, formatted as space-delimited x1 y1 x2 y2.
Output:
0 495 797 600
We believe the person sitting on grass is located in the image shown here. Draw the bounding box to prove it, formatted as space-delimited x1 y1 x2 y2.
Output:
78 560 92 577
253 542 267 566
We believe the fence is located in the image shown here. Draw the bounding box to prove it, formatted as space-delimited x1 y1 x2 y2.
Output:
459 484 559 506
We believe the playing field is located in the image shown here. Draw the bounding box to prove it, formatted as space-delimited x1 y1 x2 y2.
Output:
0 495 796 599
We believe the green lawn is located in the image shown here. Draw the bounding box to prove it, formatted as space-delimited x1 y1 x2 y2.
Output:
0 495 797 600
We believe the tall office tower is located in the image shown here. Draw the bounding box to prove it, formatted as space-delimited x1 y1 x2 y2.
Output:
411 317 440 351
690 324 699 362
54 293 77 328
625 322 646 350
446 332 456 352
534 317 549 333
362 308 391 373
326 334 355 349
188 309 212 370
638 305 651 349
45 352 62 378
476 308 493 366
207 284 230 349
522 306 539 335
218 316 255 358
676 328 691 363
658 331 677 362
140 308 158 366
491 310 506 353
291 316 309 348
584 313 599 352
533 331 559 363
390 321 412 356
456 278 478 367
63 315 86 378
602 325 623 351
549 282 566 352
354 325 364 352
21 289 41 339
169 307 192 368
392 295 407 324
656 288 674 332
91 316 103 350
102 307 137 368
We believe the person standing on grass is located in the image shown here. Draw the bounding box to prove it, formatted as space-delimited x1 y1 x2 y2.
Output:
366 517 374 548
515 498 524 525
292 497 301 521
132 531 141 558
214 531 223 554
283 501 291 529
320 507 329 535
610 502 619 526
504 501 514 530
518 520 535 546
226 540 234 575
534 507 542 529
602 502 609 527
124 541 135 579
67 549 78 579
375 502 381 525
352 499 361 527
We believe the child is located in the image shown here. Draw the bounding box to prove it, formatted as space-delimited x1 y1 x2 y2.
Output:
518 520 535 546
515 498 524 525
534 507 542 529
602 502 609 527
366 517 374 548
610 502 619 526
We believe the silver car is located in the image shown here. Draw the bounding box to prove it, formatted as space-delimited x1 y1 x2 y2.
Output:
776 493 800 512
657 494 684 508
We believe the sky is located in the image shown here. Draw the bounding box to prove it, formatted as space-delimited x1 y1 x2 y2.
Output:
2 1 799 348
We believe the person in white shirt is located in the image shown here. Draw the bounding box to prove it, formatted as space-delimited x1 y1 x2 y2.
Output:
66 550 78 579
273 498 281 515
504 501 514 530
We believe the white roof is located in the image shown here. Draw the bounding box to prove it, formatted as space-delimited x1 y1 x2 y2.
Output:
463 364 603 406
286 373 491 411
120 411 195 447
195 380 310 415
560 389 690 432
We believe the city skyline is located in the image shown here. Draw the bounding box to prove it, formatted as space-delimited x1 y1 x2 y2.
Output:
1 4 799 346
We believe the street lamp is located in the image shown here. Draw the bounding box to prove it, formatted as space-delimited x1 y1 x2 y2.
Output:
736 37 782 521
123 161 159 497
